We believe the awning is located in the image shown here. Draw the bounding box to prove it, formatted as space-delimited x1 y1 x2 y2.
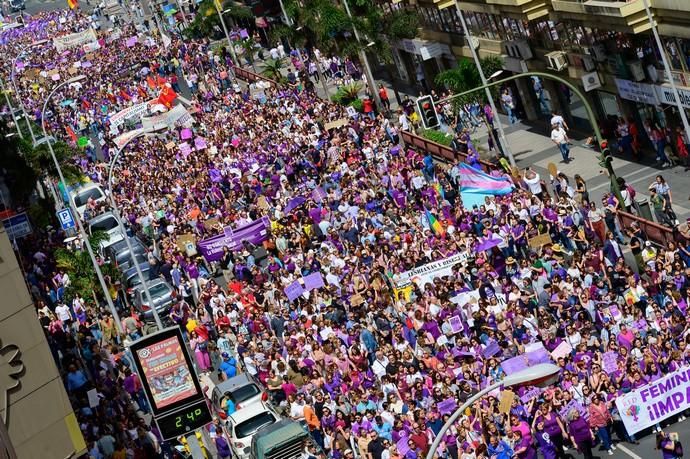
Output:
397 38 452 61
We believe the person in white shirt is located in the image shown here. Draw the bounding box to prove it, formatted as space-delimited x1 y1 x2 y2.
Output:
55 303 72 323
397 108 410 131
551 124 571 162
523 169 543 198
550 111 568 130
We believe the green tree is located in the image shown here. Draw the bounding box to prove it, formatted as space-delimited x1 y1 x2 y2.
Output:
435 55 504 102
183 0 252 40
54 230 116 303
262 58 287 81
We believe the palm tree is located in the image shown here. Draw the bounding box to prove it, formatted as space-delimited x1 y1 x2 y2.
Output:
262 58 286 81
55 230 115 303
239 38 258 72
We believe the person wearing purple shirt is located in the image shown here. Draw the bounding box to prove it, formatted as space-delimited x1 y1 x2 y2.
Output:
567 410 595 459
513 429 537 459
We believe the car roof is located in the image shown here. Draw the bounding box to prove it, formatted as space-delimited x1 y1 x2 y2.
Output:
87 211 117 225
227 402 274 425
133 278 169 292
215 374 254 393
71 182 103 194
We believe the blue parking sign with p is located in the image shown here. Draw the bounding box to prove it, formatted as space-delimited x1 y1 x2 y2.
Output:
57 208 76 230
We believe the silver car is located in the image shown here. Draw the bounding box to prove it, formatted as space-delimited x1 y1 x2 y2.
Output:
133 278 175 322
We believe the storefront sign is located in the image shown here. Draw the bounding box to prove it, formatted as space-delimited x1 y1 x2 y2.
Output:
616 367 690 434
614 78 659 105
655 84 690 109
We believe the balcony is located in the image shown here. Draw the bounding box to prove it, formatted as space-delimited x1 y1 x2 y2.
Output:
426 0 550 20
550 0 651 33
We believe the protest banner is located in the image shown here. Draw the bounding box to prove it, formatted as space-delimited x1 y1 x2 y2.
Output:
559 400 587 420
550 341 572 360
109 101 151 130
394 253 468 290
499 390 515 414
53 28 98 52
197 217 270 262
324 118 348 130
616 367 690 434
520 387 542 403
284 281 304 302
141 104 192 130
113 127 147 149
303 272 325 291
602 351 618 374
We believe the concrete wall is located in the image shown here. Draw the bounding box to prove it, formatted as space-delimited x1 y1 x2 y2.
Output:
0 222 86 459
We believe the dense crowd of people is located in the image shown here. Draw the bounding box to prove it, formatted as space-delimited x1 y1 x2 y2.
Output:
3 6 690 459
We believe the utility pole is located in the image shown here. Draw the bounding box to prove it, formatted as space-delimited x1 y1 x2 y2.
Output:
341 0 382 110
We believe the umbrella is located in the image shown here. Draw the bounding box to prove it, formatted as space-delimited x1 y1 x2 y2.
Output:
284 196 306 214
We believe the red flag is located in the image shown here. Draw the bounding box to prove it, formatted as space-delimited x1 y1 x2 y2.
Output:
65 125 78 143
156 84 177 108
156 75 167 87
146 75 157 90
119 89 131 101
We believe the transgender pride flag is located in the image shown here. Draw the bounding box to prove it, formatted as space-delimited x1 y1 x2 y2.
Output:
458 163 514 209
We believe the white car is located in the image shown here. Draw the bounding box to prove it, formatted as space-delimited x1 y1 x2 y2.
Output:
227 402 279 459
70 183 107 218
88 211 124 251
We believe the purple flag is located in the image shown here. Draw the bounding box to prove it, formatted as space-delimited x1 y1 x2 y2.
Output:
285 196 307 214
500 355 528 375
437 397 458 415
180 128 193 140
311 187 326 203
482 342 501 358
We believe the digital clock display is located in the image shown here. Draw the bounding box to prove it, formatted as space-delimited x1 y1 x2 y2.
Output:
155 399 213 440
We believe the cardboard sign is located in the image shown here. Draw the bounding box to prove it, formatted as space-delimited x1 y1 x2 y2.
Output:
499 390 515 414
203 218 220 231
528 232 552 248
176 233 196 253
324 118 348 131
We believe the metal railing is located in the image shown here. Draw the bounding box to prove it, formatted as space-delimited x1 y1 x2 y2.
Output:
399 131 684 248
232 65 278 87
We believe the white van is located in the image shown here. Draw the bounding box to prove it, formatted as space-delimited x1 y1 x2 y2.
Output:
70 183 107 218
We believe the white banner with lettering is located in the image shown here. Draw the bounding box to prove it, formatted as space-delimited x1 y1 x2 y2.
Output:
616 367 690 434
53 28 98 52
393 253 468 290
141 104 192 129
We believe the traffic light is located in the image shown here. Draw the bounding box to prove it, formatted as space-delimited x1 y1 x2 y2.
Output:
598 142 613 171
417 95 439 130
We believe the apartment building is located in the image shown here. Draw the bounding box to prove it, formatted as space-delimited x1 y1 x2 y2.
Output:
382 0 690 135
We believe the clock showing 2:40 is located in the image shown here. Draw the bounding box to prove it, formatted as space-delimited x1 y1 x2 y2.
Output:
175 408 204 428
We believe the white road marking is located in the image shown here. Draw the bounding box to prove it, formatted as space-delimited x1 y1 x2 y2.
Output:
617 444 643 459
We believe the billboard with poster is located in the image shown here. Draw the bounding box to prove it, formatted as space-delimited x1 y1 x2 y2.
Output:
129 327 205 416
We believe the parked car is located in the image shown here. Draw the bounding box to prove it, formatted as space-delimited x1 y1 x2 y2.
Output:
69 183 106 218
251 419 311 459
88 211 125 250
133 278 175 322
227 402 279 459
211 374 267 417
105 237 146 269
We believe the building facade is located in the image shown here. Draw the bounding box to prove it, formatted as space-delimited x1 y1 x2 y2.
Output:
382 0 690 138
0 222 86 458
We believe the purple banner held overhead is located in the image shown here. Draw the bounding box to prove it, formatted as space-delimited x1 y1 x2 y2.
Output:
285 281 304 302
197 217 270 262
303 272 325 291
437 397 458 415
500 355 528 375
482 341 501 358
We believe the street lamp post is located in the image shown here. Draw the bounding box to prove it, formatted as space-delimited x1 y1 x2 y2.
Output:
341 0 383 110
106 128 166 330
41 75 124 335
214 1 239 70
641 0 690 140
426 364 561 459
0 76 24 140
10 39 50 145
437 70 624 205
454 3 515 168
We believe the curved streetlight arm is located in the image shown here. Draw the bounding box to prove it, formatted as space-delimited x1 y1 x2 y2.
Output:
426 363 560 459
41 79 124 335
107 129 167 330
437 71 623 205
11 40 50 144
